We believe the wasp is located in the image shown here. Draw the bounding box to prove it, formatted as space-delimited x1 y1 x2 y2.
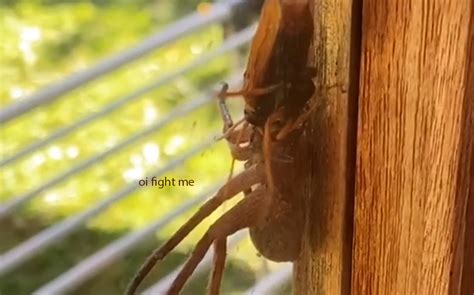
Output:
127 0 316 294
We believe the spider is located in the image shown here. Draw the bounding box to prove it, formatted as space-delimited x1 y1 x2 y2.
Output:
127 0 315 294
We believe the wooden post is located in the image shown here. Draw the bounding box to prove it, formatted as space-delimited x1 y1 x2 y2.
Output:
353 1 473 295
293 0 360 294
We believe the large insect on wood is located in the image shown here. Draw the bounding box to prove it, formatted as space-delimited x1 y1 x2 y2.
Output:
127 0 315 294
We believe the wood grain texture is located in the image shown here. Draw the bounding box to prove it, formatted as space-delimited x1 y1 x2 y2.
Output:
461 144 474 295
293 0 360 294
353 1 474 294
461 14 474 292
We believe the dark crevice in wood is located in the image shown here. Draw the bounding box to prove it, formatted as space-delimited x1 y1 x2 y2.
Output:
344 0 363 294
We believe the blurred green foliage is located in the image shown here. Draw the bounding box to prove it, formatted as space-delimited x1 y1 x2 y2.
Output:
0 0 291 294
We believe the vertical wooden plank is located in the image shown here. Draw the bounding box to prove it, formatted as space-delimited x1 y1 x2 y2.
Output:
461 146 474 295
293 0 361 294
353 1 473 294
461 16 474 292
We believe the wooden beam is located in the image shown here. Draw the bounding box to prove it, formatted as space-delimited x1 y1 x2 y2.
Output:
352 1 473 294
293 0 360 293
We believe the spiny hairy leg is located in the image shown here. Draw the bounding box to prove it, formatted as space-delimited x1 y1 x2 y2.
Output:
208 238 226 295
126 165 264 294
167 186 270 295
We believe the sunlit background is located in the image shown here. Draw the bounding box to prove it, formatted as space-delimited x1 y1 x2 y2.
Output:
0 0 291 294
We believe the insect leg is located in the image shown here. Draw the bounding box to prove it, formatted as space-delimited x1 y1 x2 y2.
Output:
244 83 283 97
275 96 323 141
217 83 234 130
275 119 298 141
225 124 252 161
208 238 227 295
277 82 343 141
223 122 251 144
223 83 283 98
126 165 264 294
223 123 251 185
262 111 285 191
216 83 246 141
217 91 252 161
263 125 274 191
167 186 270 295
216 118 245 141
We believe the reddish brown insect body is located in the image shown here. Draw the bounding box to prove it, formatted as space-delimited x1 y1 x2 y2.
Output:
232 0 314 128
127 1 315 294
